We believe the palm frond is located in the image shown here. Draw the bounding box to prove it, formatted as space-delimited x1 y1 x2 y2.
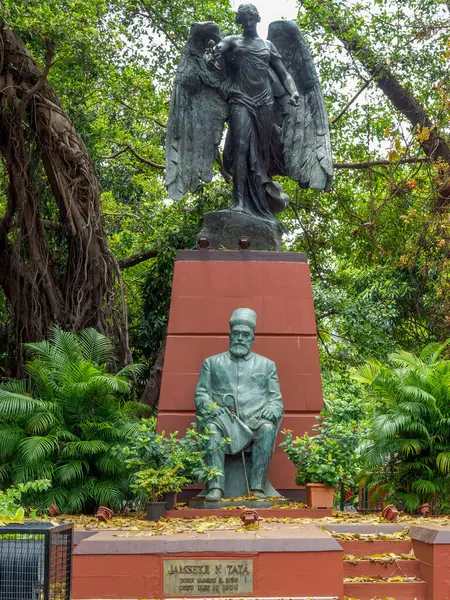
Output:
95 454 122 475
398 439 424 456
412 479 441 494
0 426 24 456
0 391 44 419
63 479 92 513
55 460 88 484
61 440 108 458
89 375 130 394
120 402 153 418
397 492 420 512
0 379 28 395
49 325 83 362
24 411 56 435
0 463 10 482
350 359 382 384
79 328 115 365
39 487 68 512
24 340 54 362
18 435 58 464
91 479 125 510
436 451 450 474
420 340 450 366
389 349 429 375
116 363 146 380
11 461 55 483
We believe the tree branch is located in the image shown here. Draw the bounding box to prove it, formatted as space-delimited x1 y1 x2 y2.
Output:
100 147 129 160
304 4 450 169
125 145 166 169
301 2 450 201
330 72 378 125
334 157 430 169
117 249 158 269
137 2 181 51
100 144 166 169
18 38 54 115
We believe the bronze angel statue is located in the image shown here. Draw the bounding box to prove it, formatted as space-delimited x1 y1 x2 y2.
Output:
165 3 333 223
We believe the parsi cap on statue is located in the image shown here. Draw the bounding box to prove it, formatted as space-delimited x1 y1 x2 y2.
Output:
229 308 257 331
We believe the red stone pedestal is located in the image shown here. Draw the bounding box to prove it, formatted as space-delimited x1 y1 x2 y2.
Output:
410 525 450 600
72 524 343 599
157 250 324 494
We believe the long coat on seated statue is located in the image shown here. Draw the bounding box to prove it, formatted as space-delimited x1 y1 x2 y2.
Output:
194 338 284 498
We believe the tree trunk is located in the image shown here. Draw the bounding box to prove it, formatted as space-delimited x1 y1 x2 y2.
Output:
140 334 167 410
0 27 131 369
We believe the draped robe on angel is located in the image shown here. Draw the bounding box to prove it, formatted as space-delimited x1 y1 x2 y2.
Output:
222 38 285 220
165 20 333 221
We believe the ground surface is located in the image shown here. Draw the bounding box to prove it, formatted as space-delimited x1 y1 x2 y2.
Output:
40 509 450 534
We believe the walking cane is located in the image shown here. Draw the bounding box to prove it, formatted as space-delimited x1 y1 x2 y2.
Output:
223 393 251 496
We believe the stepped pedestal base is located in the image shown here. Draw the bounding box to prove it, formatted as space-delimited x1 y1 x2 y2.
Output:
72 524 343 599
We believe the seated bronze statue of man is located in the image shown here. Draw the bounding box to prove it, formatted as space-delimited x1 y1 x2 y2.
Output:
194 308 284 501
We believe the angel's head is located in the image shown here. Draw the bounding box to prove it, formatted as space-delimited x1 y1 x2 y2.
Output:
236 4 261 35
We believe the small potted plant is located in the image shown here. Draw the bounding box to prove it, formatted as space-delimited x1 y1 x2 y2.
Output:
132 466 188 521
280 414 357 508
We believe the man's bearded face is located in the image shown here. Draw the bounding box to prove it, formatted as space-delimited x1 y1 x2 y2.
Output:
229 324 254 357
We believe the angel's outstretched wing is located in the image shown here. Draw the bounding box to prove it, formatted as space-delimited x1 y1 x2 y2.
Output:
165 22 228 200
268 20 333 192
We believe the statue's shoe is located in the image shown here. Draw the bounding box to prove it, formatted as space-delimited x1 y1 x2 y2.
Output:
251 489 267 499
205 488 223 501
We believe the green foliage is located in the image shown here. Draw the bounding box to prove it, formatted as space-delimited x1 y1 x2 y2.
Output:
118 417 222 505
0 327 148 513
131 467 188 502
0 480 51 525
280 411 362 489
353 341 450 513
2 0 450 391
281 374 367 490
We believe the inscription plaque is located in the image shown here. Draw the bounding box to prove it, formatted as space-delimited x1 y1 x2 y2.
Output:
164 559 253 596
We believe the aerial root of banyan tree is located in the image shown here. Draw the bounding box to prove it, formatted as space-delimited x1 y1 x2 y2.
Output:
0 27 131 370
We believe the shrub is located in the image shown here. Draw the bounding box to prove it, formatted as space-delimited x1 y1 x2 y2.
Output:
0 480 51 525
280 412 361 489
0 327 147 513
353 341 450 513
131 467 188 502
117 417 223 506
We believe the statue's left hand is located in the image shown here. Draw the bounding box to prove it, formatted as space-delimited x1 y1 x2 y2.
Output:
288 92 300 106
261 408 278 424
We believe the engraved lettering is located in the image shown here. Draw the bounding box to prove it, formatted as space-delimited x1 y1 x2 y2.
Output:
164 559 252 596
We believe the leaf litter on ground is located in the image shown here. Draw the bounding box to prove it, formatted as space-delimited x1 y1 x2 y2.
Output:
33 509 450 536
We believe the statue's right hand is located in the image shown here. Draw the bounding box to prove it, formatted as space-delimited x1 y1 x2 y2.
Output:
213 406 228 417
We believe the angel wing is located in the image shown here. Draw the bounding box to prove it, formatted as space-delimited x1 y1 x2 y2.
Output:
165 22 229 200
268 20 333 192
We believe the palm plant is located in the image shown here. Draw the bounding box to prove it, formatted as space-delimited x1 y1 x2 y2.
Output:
0 326 146 513
353 341 450 513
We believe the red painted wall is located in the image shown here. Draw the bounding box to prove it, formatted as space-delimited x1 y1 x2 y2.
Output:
157 253 324 491
414 539 450 600
72 551 343 599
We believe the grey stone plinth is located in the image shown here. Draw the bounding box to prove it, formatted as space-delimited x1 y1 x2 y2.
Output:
199 210 284 251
